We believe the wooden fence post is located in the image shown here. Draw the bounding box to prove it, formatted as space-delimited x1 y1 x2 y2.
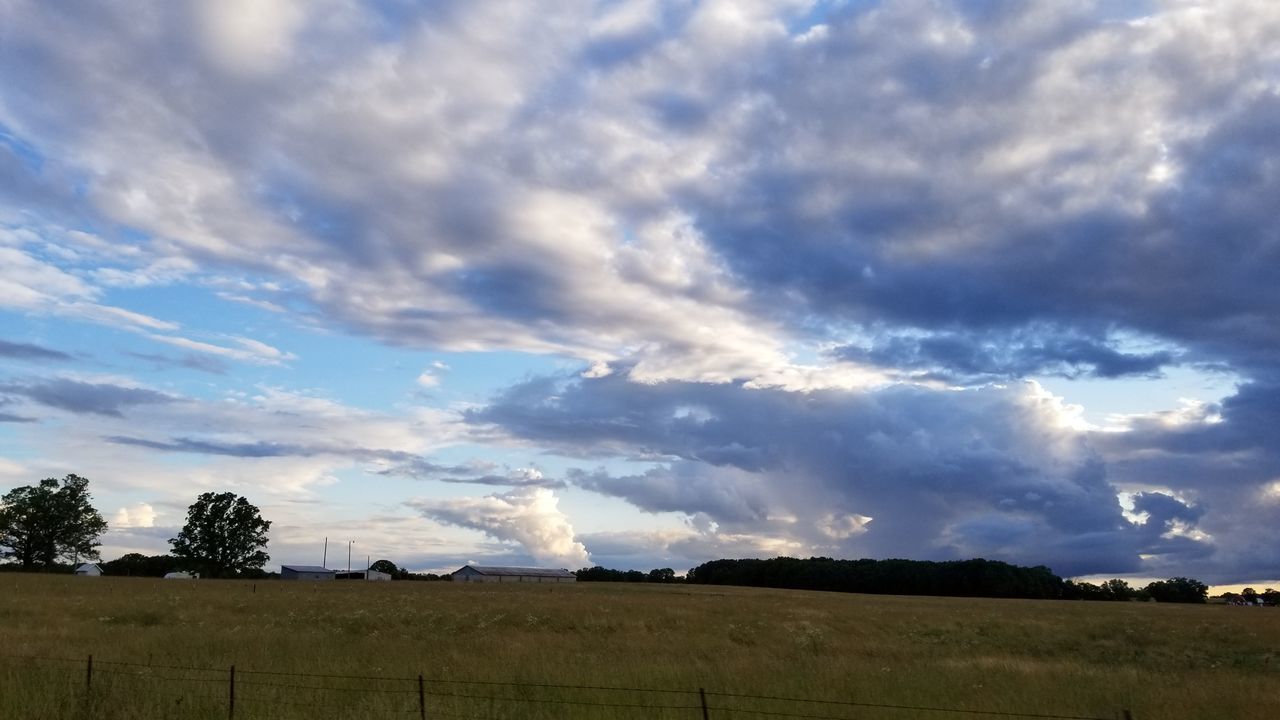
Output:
228 665 235 719
418 674 426 720
699 687 709 719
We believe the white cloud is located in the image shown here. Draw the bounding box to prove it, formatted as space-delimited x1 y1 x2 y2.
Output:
408 488 590 568
113 502 156 529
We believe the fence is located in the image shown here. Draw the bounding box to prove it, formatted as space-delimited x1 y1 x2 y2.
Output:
0 653 1135 720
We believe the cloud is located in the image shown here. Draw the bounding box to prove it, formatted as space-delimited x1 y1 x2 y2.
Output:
837 328 1178 384
2 1 1278 389
0 378 179 417
407 487 590 568
470 372 1227 577
113 502 156 529
0 339 72 361
123 351 229 375
373 457 565 489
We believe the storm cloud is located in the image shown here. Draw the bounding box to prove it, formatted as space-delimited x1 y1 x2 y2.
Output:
468 371 1265 580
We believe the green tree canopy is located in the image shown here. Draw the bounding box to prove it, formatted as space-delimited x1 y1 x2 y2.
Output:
369 559 398 575
169 492 271 578
0 474 107 570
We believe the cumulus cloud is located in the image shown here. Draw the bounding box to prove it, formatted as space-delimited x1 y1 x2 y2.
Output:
407 488 590 568
113 502 156 529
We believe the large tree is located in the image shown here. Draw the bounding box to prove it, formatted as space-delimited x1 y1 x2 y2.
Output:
169 492 271 578
0 474 108 570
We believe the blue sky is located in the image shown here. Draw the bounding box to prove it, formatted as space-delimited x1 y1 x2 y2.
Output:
1 0 1277 588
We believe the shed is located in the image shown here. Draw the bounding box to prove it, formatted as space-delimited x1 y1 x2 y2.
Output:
163 571 196 580
74 563 102 577
451 566 576 583
335 569 393 581
281 565 335 581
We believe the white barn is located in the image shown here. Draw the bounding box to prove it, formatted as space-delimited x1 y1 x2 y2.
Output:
74 563 102 577
451 566 576 583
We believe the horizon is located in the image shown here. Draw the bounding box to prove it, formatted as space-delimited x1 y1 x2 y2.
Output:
2 1 1278 590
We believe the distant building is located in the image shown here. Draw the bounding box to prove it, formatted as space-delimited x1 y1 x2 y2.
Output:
74 563 102 577
451 566 576 583
334 570 393 581
163 571 196 580
281 565 335 581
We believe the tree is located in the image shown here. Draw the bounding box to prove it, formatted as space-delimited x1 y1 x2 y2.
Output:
0 475 108 570
369 559 399 576
101 553 185 577
647 567 677 583
169 492 271 578
1144 576 1208 603
1103 578 1134 601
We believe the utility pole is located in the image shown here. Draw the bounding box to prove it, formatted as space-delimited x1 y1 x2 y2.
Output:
322 537 328 568
348 540 354 573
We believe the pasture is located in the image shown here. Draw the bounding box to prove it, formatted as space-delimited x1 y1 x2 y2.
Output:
0 574 1276 719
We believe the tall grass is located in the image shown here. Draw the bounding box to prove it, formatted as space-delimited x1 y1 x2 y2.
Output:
0 574 1276 719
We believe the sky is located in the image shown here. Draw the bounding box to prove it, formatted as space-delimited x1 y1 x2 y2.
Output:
0 0 1277 587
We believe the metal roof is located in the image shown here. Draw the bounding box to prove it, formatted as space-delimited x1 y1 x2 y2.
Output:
281 565 333 573
454 565 574 577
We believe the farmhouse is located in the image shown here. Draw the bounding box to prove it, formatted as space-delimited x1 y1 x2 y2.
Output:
74 563 102 577
451 566 576 583
281 565 335 581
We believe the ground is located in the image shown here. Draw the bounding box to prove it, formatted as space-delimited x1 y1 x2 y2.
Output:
1 574 1277 719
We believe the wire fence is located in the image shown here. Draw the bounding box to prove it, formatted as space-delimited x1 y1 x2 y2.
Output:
0 653 1136 720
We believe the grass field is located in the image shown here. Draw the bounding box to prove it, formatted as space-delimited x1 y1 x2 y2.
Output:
1 574 1277 719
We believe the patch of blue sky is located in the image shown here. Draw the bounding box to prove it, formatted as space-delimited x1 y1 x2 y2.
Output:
1034 364 1241 426
0 124 44 171
786 0 879 36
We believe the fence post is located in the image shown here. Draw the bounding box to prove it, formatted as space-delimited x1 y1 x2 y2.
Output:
228 665 235 720
699 687 709 719
85 654 93 691
418 674 426 720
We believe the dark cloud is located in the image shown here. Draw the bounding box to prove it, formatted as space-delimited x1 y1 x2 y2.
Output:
837 328 1177 383
470 373 1221 577
106 435 314 458
0 378 178 417
0 339 72 361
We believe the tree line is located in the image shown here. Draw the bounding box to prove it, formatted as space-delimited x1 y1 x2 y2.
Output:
675 556 1215 603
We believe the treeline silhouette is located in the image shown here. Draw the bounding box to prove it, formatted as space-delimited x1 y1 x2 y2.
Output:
574 566 678 583
685 557 1067 599
677 557 1215 602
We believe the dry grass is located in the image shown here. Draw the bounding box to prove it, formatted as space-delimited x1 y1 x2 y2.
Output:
1 574 1277 719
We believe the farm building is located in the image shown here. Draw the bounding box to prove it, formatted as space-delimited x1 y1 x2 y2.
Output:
163 571 196 580
334 570 392 581
74 563 102 577
281 565 335 581
451 566 576 583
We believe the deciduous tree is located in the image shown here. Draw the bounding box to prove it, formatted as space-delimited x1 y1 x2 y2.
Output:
169 492 271 578
0 474 107 570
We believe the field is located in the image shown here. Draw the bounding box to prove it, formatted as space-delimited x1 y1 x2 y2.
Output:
1 574 1277 719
